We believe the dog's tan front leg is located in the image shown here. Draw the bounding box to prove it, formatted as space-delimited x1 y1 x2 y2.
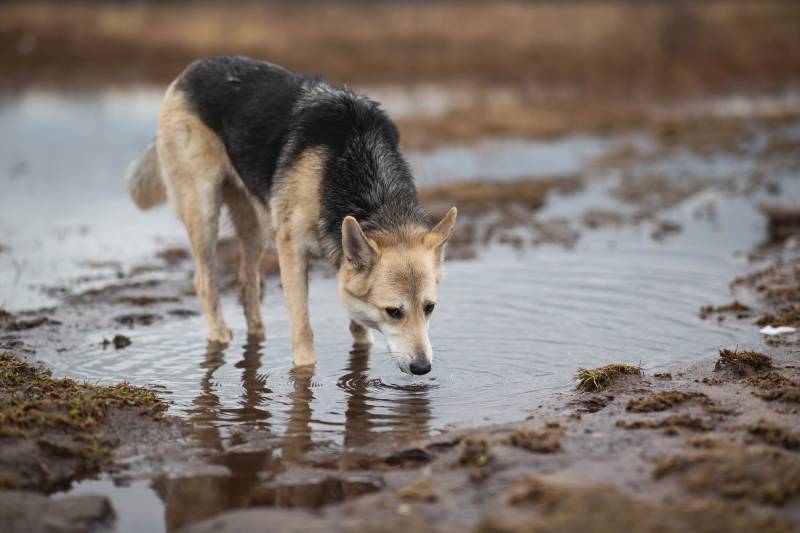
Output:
349 320 374 347
275 231 315 366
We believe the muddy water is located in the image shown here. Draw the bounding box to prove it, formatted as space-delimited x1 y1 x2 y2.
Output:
0 90 782 532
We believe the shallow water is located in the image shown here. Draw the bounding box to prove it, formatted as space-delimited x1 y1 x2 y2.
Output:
0 90 608 311
0 90 788 532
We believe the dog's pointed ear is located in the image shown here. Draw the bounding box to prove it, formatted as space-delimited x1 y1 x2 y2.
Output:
428 207 458 261
342 216 378 270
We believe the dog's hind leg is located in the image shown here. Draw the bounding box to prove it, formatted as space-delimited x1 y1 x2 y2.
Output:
157 85 232 343
223 180 267 339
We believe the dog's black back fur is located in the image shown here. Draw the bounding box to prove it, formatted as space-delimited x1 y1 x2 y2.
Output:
177 56 430 262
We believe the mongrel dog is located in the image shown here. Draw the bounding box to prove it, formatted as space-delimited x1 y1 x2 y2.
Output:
126 56 457 375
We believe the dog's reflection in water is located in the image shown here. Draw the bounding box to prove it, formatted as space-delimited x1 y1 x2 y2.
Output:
152 339 431 531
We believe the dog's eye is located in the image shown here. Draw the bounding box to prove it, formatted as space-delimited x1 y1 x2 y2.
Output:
385 307 403 319
423 303 435 315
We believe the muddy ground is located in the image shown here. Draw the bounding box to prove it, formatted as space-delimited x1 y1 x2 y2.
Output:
1 108 799 531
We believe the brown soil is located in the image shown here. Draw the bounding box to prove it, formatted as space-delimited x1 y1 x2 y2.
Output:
615 413 715 433
396 477 439 503
754 386 800 404
625 390 713 413
747 420 800 451
756 304 800 328
507 424 562 454
482 476 791 533
654 448 800 504
459 435 492 468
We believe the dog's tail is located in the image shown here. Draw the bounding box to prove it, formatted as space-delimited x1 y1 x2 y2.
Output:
126 142 167 210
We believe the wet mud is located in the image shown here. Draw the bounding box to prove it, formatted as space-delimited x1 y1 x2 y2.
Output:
0 352 168 493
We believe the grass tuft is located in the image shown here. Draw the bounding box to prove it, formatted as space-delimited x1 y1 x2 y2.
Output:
575 363 643 392
714 349 772 376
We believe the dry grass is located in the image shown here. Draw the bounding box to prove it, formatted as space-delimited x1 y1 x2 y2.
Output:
2 1 799 98
575 363 643 392
714 349 773 376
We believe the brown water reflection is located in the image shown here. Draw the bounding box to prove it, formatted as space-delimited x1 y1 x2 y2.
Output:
151 341 427 531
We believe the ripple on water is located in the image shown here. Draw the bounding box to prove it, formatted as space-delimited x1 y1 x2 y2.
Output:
39 203 763 455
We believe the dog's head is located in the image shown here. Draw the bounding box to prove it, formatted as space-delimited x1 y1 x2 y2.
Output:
337 207 457 375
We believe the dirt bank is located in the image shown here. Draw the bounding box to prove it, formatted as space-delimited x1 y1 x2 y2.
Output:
0 345 185 532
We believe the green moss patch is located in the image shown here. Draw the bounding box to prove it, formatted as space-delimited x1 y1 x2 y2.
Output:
0 351 164 491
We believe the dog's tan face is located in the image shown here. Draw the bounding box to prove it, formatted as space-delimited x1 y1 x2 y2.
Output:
337 207 457 375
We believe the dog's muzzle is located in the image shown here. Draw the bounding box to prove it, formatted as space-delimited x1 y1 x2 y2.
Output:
409 358 432 375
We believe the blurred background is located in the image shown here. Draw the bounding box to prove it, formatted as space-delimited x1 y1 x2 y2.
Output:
2 0 800 142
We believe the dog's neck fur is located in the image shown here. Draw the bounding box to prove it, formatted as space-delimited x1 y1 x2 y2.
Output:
315 122 431 266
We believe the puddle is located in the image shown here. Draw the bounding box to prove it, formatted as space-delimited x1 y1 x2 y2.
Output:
0 90 614 311
1 89 793 532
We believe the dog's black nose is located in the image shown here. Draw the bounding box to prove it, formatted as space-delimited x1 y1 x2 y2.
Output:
409 360 431 375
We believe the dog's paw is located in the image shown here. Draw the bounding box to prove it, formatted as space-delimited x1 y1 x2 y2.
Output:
292 345 317 366
208 327 233 344
247 323 266 340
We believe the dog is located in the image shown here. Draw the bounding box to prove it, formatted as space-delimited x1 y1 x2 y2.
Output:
126 56 457 375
